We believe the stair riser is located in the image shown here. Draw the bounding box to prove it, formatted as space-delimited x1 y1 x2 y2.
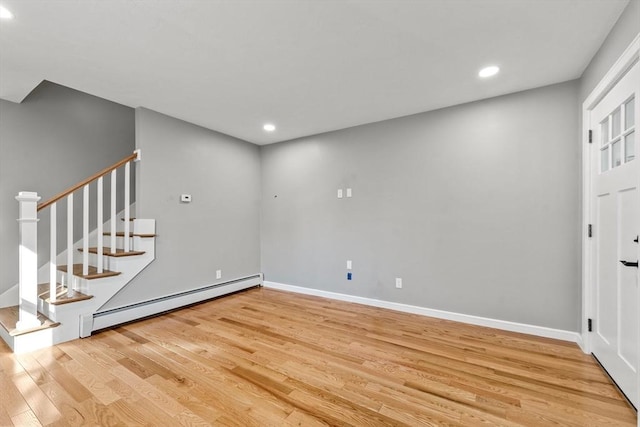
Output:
38 297 93 322
1 326 57 354
98 236 135 250
132 218 155 235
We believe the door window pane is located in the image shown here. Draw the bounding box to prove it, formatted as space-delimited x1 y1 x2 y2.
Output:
601 119 609 145
601 147 609 172
625 97 635 130
625 131 635 163
612 139 621 167
612 107 621 137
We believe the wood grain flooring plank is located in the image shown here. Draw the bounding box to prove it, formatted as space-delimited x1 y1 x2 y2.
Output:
11 370 61 425
79 397 134 426
0 371 30 417
10 409 42 427
0 406 12 427
145 374 223 423
39 379 95 426
284 409 332 427
15 353 54 386
59 358 120 406
108 365 188 418
107 398 161 427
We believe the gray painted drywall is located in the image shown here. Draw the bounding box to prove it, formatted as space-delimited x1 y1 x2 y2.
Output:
0 81 135 295
261 80 580 332
101 107 261 309
579 0 639 103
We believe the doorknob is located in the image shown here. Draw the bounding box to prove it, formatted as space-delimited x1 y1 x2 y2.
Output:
634 236 639 243
620 260 639 268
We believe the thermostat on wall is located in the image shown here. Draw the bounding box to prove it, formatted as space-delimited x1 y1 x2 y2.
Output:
180 194 192 203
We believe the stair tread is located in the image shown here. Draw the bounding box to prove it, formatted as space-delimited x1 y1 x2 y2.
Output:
37 283 93 305
0 306 60 337
58 264 121 279
103 231 156 238
79 247 145 257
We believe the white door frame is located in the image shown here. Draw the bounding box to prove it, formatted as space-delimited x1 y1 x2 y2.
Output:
581 33 640 416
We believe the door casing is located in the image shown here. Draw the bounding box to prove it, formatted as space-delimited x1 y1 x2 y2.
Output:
581 34 640 419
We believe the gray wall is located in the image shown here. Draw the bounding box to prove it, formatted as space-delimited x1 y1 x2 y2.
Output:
0 81 135 295
101 107 261 309
580 0 639 102
261 81 580 332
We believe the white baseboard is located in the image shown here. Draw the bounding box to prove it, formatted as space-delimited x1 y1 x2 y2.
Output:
91 275 262 332
263 281 582 345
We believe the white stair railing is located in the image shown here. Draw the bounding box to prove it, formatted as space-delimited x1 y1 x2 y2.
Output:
15 150 140 330
97 176 103 273
82 185 89 276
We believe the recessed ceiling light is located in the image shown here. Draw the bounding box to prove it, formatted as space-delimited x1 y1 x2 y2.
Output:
263 123 276 132
479 66 500 78
0 5 14 19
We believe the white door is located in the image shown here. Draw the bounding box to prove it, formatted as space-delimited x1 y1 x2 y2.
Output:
590 60 639 409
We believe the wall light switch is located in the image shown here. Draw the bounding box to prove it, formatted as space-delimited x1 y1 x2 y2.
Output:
180 194 192 203
347 260 352 270
346 188 352 198
216 269 222 279
337 189 343 199
395 278 402 289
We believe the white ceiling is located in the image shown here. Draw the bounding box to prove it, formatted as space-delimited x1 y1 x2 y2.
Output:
0 0 629 145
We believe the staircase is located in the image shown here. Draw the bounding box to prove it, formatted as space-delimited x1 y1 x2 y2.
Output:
0 151 156 353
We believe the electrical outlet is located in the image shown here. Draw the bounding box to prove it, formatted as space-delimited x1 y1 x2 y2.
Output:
395 278 402 289
347 260 352 270
216 269 222 279
347 272 352 280
337 189 343 199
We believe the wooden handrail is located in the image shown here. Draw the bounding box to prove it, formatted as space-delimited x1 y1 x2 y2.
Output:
37 152 138 211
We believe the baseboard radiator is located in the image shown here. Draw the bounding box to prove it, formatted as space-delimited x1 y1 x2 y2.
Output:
85 274 262 335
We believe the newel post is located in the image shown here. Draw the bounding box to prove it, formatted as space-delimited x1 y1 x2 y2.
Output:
16 191 42 330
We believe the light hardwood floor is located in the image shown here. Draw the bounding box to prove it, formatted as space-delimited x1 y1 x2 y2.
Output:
0 287 636 426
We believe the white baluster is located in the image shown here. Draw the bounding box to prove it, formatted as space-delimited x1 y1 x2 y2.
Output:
16 192 42 330
111 170 116 254
97 177 103 273
82 185 89 276
67 193 74 297
124 161 130 252
49 202 57 303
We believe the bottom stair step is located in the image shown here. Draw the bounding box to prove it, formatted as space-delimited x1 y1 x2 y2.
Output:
37 283 93 305
0 306 60 337
58 264 121 279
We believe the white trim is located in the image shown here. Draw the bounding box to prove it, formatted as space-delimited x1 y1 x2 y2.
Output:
264 281 582 344
581 33 640 355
